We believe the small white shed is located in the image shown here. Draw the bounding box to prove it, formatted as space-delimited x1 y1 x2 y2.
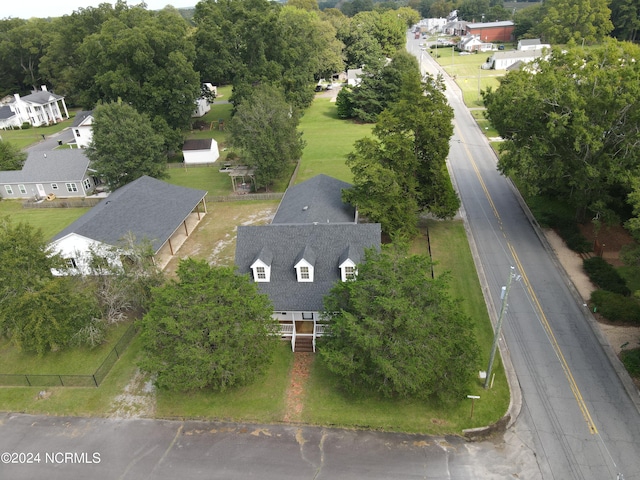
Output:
182 138 220 165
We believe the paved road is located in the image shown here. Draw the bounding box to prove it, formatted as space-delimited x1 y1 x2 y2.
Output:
0 414 541 479
407 33 640 479
26 128 74 152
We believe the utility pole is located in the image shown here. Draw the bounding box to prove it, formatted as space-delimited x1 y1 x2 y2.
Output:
484 266 516 389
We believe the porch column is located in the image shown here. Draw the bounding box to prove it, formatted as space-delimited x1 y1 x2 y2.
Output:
168 238 174 255
60 98 69 119
183 219 189 236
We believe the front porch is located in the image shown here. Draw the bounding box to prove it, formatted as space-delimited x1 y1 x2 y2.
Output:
278 319 327 353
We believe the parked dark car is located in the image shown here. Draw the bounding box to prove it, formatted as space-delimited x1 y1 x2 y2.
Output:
498 45 505 50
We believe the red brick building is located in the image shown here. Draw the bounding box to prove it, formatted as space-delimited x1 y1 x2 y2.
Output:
466 21 515 43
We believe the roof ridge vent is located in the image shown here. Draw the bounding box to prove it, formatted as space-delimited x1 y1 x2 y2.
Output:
302 205 309 211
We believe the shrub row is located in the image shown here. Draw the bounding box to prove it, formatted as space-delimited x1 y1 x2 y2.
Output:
621 348 640 377
590 290 640 325
583 256 631 296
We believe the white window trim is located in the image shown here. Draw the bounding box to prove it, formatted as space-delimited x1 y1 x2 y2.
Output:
339 259 357 282
66 182 78 193
295 259 314 282
83 178 91 190
250 259 271 282
18 184 26 194
4 185 13 194
51 183 58 190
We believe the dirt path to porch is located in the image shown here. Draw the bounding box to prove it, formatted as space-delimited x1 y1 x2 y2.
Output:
282 353 314 423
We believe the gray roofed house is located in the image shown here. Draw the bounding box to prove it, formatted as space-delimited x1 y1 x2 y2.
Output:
272 174 355 224
234 174 381 352
49 175 208 273
235 223 381 312
0 149 96 199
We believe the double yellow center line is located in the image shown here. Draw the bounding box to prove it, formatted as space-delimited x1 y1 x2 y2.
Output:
456 126 598 435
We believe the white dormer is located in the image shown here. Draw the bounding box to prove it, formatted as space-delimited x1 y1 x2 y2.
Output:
339 245 359 281
339 258 357 281
250 247 272 282
294 245 316 282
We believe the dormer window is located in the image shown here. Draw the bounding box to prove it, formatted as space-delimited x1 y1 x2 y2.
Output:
250 247 272 282
295 259 314 282
294 245 316 282
339 245 359 281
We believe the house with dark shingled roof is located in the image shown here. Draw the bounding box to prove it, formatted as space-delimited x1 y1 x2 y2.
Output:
235 174 381 352
49 176 207 274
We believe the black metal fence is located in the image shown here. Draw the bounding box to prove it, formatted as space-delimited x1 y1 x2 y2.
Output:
0 323 138 388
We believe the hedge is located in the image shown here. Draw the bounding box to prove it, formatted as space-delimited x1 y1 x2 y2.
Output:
620 348 640 377
590 290 640 324
583 256 631 296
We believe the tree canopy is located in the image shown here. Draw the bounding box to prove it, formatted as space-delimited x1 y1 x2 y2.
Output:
0 140 26 171
86 101 167 191
318 244 479 402
536 0 613 44
139 259 279 391
344 64 458 238
483 40 640 222
228 84 305 191
0 217 100 355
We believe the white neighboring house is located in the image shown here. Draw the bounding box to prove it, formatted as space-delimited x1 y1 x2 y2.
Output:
49 175 208 275
0 150 97 200
518 38 551 51
182 138 220 165
6 86 69 127
457 34 494 52
485 49 545 70
71 111 94 148
192 97 211 118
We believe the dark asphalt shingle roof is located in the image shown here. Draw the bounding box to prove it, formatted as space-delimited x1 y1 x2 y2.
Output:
52 176 207 253
183 139 213 151
272 174 355 224
0 150 90 184
235 223 381 311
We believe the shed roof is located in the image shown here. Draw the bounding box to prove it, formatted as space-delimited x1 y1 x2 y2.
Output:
183 138 214 151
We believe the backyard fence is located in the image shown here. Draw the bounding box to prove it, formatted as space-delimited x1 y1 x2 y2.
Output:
0 323 138 388
21 193 282 208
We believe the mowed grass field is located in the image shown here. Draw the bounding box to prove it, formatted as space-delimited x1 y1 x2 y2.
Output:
296 96 373 183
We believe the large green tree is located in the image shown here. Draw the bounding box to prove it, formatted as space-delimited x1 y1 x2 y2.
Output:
483 41 640 222
0 217 100 354
0 140 26 171
344 66 458 237
73 4 199 148
86 101 167 191
228 84 305 191
536 0 613 44
0 18 51 93
318 244 479 402
610 0 640 42
139 259 279 391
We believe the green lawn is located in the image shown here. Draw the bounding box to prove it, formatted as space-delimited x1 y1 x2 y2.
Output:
296 97 373 184
0 200 89 240
155 343 293 423
0 322 132 376
303 219 509 433
0 333 144 417
0 111 81 149
166 165 235 196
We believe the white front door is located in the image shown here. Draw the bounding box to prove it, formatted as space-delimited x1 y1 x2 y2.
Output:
36 184 46 197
